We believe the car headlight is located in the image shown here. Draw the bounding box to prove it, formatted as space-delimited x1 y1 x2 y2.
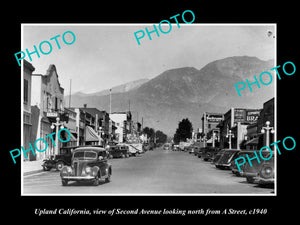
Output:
260 166 273 179
85 167 91 174
67 167 72 173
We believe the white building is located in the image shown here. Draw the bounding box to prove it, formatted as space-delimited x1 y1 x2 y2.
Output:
109 111 132 143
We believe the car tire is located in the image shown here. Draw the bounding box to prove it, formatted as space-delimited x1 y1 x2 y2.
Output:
56 161 64 171
121 153 125 158
43 165 51 171
62 179 68 186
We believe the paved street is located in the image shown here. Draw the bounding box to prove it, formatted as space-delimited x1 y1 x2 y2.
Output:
23 148 274 195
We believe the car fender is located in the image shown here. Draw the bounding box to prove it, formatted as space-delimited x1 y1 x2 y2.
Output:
91 166 100 178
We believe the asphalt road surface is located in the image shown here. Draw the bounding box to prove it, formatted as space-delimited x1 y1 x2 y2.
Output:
23 148 274 195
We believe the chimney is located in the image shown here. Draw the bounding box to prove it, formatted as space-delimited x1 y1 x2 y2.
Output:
84 104 87 108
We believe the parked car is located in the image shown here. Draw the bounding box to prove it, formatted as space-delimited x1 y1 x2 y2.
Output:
193 146 200 156
201 147 220 161
42 146 77 171
212 149 226 164
241 150 273 184
60 146 112 186
173 145 180 151
230 150 258 176
215 149 240 169
108 145 129 158
253 154 274 185
188 146 195 154
163 143 171 150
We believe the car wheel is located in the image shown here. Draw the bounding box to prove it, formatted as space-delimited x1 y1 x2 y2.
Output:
56 161 64 171
121 153 125 158
93 176 99 186
62 179 68 186
43 165 51 171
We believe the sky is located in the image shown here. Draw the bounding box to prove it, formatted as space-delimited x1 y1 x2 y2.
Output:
22 24 275 95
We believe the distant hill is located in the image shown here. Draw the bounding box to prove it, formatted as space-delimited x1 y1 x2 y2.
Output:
65 56 275 136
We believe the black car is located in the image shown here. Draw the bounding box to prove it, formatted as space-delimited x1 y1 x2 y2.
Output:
60 146 112 186
201 147 220 161
215 149 240 169
108 145 129 158
42 146 78 171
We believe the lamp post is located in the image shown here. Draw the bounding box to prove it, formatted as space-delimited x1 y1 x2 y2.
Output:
261 121 274 147
226 130 234 149
98 127 104 146
50 117 64 155
212 132 215 147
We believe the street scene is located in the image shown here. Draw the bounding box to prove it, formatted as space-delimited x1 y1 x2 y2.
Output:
22 24 276 195
23 146 273 195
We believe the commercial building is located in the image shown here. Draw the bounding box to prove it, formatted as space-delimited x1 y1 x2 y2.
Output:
257 98 275 149
31 64 66 159
217 108 261 149
23 60 35 161
201 112 224 147
110 111 132 143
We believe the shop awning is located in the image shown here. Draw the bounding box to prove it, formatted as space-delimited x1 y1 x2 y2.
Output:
85 126 101 142
70 132 77 141
245 137 258 145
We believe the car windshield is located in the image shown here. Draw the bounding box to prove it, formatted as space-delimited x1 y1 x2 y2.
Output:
73 151 97 160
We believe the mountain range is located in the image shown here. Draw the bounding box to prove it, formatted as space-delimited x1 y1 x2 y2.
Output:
65 56 275 136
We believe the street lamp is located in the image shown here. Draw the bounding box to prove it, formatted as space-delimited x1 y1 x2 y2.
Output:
212 132 216 147
50 117 65 155
261 121 274 147
226 130 234 149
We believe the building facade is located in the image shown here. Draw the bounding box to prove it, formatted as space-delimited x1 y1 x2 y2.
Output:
110 111 132 143
218 108 261 149
23 60 35 161
31 64 65 159
201 112 224 147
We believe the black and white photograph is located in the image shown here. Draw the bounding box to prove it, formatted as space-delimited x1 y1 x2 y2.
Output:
21 24 276 195
4 3 299 221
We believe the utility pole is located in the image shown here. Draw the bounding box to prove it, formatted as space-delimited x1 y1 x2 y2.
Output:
68 79 72 108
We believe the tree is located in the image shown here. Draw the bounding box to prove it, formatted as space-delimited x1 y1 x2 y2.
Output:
173 118 193 144
155 130 167 143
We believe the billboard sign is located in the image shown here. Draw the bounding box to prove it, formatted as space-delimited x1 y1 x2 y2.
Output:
206 113 224 123
246 109 261 123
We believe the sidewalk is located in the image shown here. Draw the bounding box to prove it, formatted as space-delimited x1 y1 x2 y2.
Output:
23 159 44 176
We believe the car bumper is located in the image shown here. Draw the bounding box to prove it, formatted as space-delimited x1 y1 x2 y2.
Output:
240 171 257 177
61 176 95 181
253 176 274 184
215 163 231 168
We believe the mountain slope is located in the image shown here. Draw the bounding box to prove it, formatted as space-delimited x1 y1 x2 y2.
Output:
67 56 275 135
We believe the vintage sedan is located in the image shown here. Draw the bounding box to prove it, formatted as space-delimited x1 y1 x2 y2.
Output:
42 146 77 171
212 149 226 164
253 154 274 185
241 150 273 184
215 149 240 169
60 147 112 186
108 145 129 158
201 147 220 161
230 150 259 176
